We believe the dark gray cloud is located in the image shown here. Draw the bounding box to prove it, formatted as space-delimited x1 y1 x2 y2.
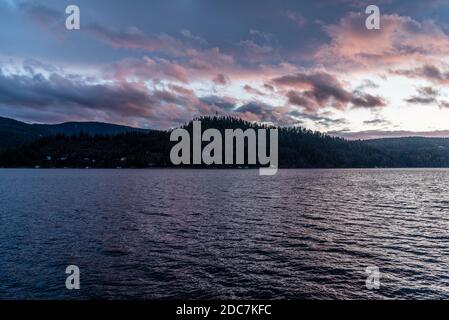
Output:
363 118 391 125
0 68 153 118
393 65 449 84
405 86 439 105
243 84 265 96
0 66 228 128
356 80 380 90
285 91 317 113
273 72 386 112
200 95 236 112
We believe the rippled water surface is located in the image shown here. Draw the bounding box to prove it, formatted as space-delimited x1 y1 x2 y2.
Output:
0 169 449 299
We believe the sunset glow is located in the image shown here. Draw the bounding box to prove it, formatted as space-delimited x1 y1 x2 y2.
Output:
1 0 449 139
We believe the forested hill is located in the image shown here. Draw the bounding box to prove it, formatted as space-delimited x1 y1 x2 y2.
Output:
363 137 449 167
0 116 448 168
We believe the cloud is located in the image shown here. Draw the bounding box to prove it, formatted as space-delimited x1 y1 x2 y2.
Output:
249 29 275 41
0 67 152 117
184 47 235 71
16 0 235 70
439 101 449 108
0 65 229 128
243 84 265 96
356 79 380 90
212 73 230 85
86 25 185 55
0 63 302 128
200 97 299 125
7 0 449 133
272 71 386 112
289 110 348 128
285 90 317 113
285 10 307 27
233 101 296 125
180 29 207 45
351 91 387 108
363 118 391 126
22 58 59 74
109 56 189 83
264 83 275 91
317 12 449 68
15 1 188 56
239 39 276 64
200 95 236 112
402 85 449 108
17 0 65 35
393 64 449 84
405 86 439 105
108 52 236 86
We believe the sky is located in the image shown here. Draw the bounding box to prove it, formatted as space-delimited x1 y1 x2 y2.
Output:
1 0 449 139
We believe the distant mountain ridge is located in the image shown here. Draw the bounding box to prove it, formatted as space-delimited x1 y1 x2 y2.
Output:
0 116 149 150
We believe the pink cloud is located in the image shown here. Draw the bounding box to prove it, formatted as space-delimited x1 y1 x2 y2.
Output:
110 57 189 83
316 12 449 69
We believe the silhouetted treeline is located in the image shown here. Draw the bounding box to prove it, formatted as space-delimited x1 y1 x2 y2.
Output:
0 131 172 168
1 116 449 168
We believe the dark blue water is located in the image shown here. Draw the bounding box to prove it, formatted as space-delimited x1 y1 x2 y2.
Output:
0 169 449 299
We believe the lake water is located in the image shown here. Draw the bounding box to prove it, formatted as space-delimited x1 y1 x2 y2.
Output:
0 169 448 299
